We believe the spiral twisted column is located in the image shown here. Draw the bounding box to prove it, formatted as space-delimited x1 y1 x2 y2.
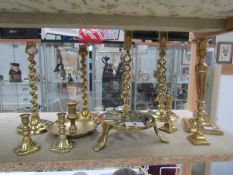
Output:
121 31 133 114
150 32 179 123
78 45 90 118
20 42 47 135
156 35 168 116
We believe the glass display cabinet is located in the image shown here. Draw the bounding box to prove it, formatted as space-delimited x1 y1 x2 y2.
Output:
0 41 191 112
0 43 42 112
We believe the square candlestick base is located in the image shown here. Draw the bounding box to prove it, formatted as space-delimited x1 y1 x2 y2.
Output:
159 122 177 134
187 133 210 145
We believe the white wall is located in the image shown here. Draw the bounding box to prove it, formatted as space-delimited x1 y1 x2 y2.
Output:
208 32 233 175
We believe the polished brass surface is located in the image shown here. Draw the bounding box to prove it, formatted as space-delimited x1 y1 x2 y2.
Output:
46 100 98 138
159 96 177 133
93 110 169 152
18 42 47 135
14 114 40 156
184 39 223 145
47 45 98 138
79 45 91 119
50 113 74 153
149 32 178 122
120 31 133 114
66 100 79 136
93 31 168 152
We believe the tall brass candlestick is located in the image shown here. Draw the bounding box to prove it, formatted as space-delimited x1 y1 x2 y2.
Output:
121 31 132 114
79 45 91 119
183 35 223 138
187 39 210 145
18 42 47 135
149 32 178 123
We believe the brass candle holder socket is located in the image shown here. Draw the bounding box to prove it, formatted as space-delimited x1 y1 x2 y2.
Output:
14 113 40 156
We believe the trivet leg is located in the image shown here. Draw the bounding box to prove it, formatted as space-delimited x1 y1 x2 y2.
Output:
153 123 169 143
93 122 113 151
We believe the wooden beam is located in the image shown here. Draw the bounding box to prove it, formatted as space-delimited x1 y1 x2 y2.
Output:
0 12 225 32
189 17 233 39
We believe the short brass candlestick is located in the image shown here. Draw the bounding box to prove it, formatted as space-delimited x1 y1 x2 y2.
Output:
18 42 48 135
159 95 177 133
47 99 98 138
14 113 40 156
66 100 79 136
50 112 74 153
183 38 223 144
93 31 168 152
148 32 178 123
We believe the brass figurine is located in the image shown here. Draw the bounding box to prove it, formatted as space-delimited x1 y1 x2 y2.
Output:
159 95 178 133
18 42 48 135
184 38 222 145
93 31 168 152
14 113 40 156
148 32 178 122
50 112 74 153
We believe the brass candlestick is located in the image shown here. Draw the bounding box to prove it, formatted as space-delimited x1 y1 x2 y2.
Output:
159 95 177 133
18 42 48 135
183 38 223 145
50 112 74 153
79 45 94 119
93 31 168 152
47 99 98 138
14 113 40 156
66 100 79 136
148 32 178 122
47 46 98 138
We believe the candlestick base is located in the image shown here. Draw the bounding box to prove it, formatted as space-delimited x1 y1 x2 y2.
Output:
187 133 210 145
148 110 179 122
159 122 177 134
183 118 223 135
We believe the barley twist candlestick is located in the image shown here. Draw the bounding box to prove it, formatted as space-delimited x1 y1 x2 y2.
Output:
121 34 132 114
14 113 40 156
17 42 47 135
93 31 168 152
47 46 98 138
148 32 178 123
79 45 91 119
